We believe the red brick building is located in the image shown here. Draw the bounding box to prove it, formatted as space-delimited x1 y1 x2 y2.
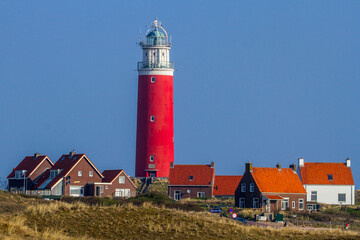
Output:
168 162 215 200
235 163 307 212
34 151 103 196
213 175 242 198
87 169 137 198
7 153 54 192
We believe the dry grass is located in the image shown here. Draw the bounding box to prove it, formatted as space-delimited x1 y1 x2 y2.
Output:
1 191 359 239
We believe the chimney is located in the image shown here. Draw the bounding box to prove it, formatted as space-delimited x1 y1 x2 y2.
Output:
276 163 281 170
245 161 253 172
70 149 76 156
210 161 215 168
34 153 40 158
298 157 304 167
346 158 351 168
170 162 174 168
289 164 296 172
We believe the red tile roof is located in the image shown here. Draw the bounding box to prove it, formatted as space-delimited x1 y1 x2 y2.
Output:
169 164 215 186
299 162 354 185
7 155 53 178
251 168 306 194
264 195 283 200
34 154 103 189
102 170 123 183
213 175 242 196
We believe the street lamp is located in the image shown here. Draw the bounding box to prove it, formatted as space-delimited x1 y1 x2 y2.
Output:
187 189 191 199
22 170 27 194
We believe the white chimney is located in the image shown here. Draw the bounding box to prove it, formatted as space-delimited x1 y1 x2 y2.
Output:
346 158 351 168
298 157 304 167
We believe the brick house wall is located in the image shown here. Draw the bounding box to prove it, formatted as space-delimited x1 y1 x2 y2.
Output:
168 186 213 199
62 157 102 196
235 170 307 212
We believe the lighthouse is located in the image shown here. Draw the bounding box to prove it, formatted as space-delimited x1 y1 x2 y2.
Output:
135 19 174 178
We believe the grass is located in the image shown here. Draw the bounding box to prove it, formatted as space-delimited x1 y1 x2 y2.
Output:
1 190 360 239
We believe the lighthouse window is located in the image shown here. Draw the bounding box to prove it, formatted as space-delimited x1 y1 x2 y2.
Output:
150 116 155 122
150 156 155 162
151 77 155 83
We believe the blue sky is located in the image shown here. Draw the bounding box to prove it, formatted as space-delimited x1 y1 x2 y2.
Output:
1 1 359 186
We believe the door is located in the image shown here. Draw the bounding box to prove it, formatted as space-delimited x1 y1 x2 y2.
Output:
149 171 156 177
96 186 100 197
174 190 181 200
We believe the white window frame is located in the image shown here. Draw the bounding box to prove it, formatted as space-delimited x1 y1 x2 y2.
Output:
311 191 317 202
151 77 155 83
281 198 289 210
241 183 246 192
292 201 296 209
253 198 259 208
249 183 254 192
69 186 84 197
15 171 23 179
239 198 245 208
299 199 304 210
78 171 82 177
150 155 155 162
174 190 181 200
338 193 346 203
197 192 205 198
89 171 93 177
119 176 125 184
150 116 155 122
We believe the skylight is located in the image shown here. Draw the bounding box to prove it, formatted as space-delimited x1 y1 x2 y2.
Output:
189 176 193 181
328 174 333 180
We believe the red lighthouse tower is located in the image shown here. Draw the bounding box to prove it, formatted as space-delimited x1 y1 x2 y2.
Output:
135 19 174 178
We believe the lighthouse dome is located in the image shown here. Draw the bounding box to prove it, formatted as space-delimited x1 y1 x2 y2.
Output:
146 29 165 38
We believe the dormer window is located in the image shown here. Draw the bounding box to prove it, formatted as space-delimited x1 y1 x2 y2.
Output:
15 171 23 179
328 174 333 180
189 176 193 181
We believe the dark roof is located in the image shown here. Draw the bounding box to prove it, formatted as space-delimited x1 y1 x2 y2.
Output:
102 169 137 188
34 154 103 189
7 155 53 178
299 162 354 185
251 167 306 194
102 170 123 183
213 175 242 196
169 164 215 186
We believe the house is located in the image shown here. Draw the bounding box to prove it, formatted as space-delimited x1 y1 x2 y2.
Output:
297 158 355 207
34 151 103 196
87 169 137 198
168 162 215 200
7 153 54 192
235 162 307 212
213 175 242 198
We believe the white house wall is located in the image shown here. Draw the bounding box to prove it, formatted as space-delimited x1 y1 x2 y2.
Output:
304 184 355 205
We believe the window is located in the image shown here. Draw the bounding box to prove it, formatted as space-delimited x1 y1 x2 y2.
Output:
328 174 333 180
105 186 108 190
119 176 125 184
150 155 155 162
338 193 346 202
239 198 245 208
189 176 193 181
174 190 181 200
292 201 296 209
250 183 254 192
78 171 82 177
253 198 259 208
311 191 317 201
281 198 289 210
89 171 93 177
69 186 84 197
15 171 23 179
151 77 155 83
241 183 246 192
150 116 155 122
299 199 304 210
197 192 205 197
50 170 60 178
100 186 104 193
